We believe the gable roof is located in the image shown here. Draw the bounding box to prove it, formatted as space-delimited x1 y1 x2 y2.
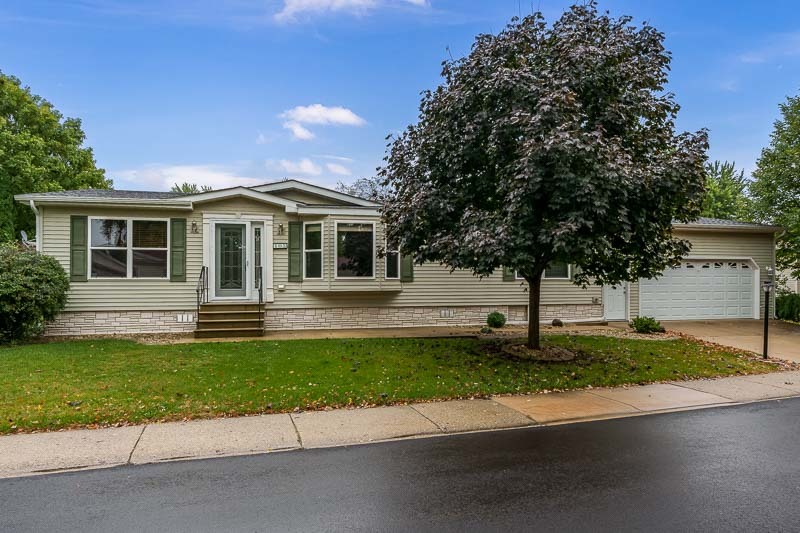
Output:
14 180 382 216
15 189 185 200
677 217 781 233
252 179 381 207
15 179 381 210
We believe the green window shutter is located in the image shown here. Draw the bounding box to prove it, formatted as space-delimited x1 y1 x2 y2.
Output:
69 215 88 282
170 218 187 282
502 267 516 281
288 221 303 282
400 254 414 282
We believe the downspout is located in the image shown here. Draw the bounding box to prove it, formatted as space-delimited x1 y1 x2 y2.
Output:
29 199 42 252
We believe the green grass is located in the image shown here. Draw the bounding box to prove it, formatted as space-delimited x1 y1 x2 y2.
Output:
0 335 779 434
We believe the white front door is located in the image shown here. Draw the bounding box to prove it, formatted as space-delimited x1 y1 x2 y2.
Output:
215 223 247 298
603 284 627 321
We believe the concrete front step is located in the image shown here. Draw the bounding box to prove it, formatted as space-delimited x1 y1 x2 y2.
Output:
199 303 262 312
197 319 264 330
195 328 265 339
199 310 263 320
196 302 264 338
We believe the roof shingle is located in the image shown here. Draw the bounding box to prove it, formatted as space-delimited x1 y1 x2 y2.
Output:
24 189 185 199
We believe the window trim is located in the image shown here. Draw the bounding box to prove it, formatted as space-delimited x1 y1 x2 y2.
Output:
88 216 170 280
515 263 572 281
334 220 376 280
302 221 324 280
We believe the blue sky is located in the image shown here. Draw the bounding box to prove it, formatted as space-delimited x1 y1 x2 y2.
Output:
2 0 800 191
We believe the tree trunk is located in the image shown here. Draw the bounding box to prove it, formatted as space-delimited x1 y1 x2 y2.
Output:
527 275 542 350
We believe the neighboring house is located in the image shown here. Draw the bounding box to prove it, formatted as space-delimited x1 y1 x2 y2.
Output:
780 270 799 293
15 181 781 337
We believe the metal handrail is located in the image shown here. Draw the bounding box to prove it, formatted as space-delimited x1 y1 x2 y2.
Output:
255 265 264 328
256 265 264 305
196 266 208 320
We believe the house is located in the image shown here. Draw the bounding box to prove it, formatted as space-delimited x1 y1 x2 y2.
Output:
15 180 781 337
782 273 799 293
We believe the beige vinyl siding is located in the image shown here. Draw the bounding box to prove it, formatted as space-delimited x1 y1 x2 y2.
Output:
38 199 610 312
41 205 201 311
630 229 776 319
271 214 599 308
195 197 286 214
628 281 640 317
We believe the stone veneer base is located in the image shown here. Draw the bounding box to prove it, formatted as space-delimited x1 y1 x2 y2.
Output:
44 304 604 336
44 310 198 336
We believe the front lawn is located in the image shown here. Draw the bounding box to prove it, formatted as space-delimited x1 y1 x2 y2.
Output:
0 335 780 434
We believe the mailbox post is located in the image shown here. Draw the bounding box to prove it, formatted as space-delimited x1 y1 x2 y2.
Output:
762 280 774 359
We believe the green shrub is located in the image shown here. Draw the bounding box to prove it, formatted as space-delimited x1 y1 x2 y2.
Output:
0 244 69 342
629 316 665 334
776 293 800 323
487 311 507 328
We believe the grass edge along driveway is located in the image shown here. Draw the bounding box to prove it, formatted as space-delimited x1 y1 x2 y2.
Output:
0 334 782 434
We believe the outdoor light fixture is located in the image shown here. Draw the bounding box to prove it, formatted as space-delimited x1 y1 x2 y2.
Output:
191 221 199 234
762 267 775 359
278 223 284 235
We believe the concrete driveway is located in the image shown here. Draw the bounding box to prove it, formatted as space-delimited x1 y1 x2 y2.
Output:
662 319 800 363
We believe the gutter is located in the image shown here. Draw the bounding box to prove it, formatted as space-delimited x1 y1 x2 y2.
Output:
14 197 194 210
29 200 42 252
675 223 782 234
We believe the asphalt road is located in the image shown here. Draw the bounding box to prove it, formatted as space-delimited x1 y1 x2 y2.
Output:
3 399 800 532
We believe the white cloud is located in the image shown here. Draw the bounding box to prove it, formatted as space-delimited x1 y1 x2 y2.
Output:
316 154 354 162
115 164 262 191
282 104 366 126
274 0 428 22
255 131 277 145
278 158 323 176
282 121 316 140
739 32 800 64
326 162 351 175
280 104 365 140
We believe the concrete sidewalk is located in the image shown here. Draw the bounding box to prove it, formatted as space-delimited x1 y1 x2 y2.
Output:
3 371 800 479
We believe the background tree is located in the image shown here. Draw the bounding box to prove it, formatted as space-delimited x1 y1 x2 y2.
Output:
750 94 800 278
701 161 752 221
171 182 213 194
335 176 389 203
380 3 708 349
0 72 109 242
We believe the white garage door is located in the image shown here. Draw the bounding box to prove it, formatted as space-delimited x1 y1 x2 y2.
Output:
640 260 755 320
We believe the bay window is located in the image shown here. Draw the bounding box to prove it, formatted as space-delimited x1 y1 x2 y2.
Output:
90 218 169 279
336 222 374 278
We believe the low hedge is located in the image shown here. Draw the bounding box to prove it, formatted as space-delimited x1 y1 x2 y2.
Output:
776 293 800 323
0 244 69 342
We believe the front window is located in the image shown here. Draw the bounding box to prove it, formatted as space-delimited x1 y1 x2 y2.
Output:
515 261 571 280
304 223 323 279
336 222 374 278
91 219 128 278
385 243 399 280
544 262 570 279
90 218 168 279
132 220 168 278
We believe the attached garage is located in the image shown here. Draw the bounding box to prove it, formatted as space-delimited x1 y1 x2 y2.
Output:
627 218 781 322
639 259 757 320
